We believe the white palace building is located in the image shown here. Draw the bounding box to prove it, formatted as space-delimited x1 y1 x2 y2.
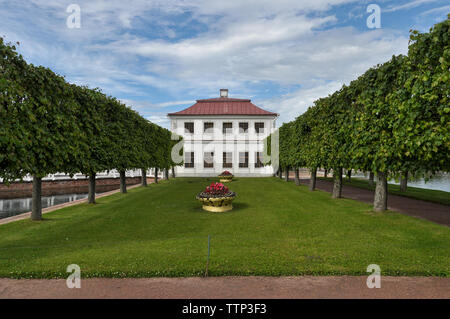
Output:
168 89 278 177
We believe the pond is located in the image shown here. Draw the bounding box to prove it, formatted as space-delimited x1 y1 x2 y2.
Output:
353 172 450 192
0 193 100 219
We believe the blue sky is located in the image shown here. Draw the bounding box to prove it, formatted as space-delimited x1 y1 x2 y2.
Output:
0 0 448 128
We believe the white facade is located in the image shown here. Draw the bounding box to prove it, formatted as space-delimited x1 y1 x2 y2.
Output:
169 115 278 177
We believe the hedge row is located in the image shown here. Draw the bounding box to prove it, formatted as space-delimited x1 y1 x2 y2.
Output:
268 16 449 211
0 38 182 219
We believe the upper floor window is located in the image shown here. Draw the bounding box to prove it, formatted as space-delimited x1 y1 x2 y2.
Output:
204 122 214 133
255 122 265 134
223 122 233 134
184 122 194 134
184 152 194 168
239 122 249 134
239 152 249 168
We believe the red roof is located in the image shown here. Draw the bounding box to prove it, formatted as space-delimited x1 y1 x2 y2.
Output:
168 97 278 116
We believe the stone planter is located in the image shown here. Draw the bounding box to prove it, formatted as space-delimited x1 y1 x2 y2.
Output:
218 175 233 183
196 194 236 212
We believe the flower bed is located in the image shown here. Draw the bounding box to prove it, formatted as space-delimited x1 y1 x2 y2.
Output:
196 182 236 212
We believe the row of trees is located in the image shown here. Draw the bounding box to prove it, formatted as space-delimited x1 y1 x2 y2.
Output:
268 16 449 211
0 38 182 220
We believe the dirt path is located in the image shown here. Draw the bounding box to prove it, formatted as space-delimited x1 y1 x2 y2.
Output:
296 178 450 226
0 276 448 299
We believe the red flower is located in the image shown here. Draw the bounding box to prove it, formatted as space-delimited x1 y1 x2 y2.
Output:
203 182 230 195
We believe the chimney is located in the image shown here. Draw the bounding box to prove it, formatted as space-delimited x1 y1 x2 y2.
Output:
220 89 228 98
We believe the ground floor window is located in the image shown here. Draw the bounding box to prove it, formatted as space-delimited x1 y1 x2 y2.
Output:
223 152 233 168
255 152 264 168
204 152 214 168
185 152 194 168
239 152 249 168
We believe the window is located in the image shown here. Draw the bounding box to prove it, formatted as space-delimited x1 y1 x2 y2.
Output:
204 152 214 168
255 122 265 134
239 152 249 168
239 122 249 133
223 122 233 134
184 122 194 134
204 122 214 133
223 152 233 168
184 152 194 168
255 152 264 168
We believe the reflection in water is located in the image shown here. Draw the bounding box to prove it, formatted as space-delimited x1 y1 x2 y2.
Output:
352 173 450 192
0 193 94 219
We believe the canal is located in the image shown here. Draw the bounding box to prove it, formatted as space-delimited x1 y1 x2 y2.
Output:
0 192 104 219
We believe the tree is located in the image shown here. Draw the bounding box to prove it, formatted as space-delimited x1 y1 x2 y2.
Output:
392 16 449 178
349 56 408 211
71 85 111 203
22 65 88 219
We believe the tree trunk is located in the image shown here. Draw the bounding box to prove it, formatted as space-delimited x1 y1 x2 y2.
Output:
141 168 147 187
172 167 176 178
88 172 96 204
368 172 375 186
400 171 408 192
155 168 159 184
294 168 300 186
278 168 282 179
332 167 343 199
347 169 352 181
309 167 317 191
374 171 388 212
284 166 289 182
164 168 169 180
324 169 328 178
31 176 42 221
119 170 127 193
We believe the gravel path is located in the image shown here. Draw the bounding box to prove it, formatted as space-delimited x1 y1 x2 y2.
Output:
0 276 448 299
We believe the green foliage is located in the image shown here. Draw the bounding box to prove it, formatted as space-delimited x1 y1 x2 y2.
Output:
0 38 175 182
393 16 450 174
275 17 449 178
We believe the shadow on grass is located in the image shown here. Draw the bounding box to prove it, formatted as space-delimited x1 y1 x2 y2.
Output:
231 202 250 211
191 202 250 214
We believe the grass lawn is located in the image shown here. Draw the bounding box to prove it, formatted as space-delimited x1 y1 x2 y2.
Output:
319 177 450 206
0 178 448 278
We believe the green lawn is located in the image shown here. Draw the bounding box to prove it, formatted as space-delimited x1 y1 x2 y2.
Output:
0 178 448 278
319 177 450 206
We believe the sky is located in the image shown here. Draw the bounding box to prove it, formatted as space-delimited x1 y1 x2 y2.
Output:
0 0 448 128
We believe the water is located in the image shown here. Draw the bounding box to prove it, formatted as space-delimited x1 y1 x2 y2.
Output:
352 173 450 192
0 193 93 219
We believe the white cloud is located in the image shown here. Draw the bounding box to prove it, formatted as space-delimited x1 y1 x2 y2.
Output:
420 5 450 16
0 0 421 126
260 81 344 126
146 114 171 128
384 0 441 12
